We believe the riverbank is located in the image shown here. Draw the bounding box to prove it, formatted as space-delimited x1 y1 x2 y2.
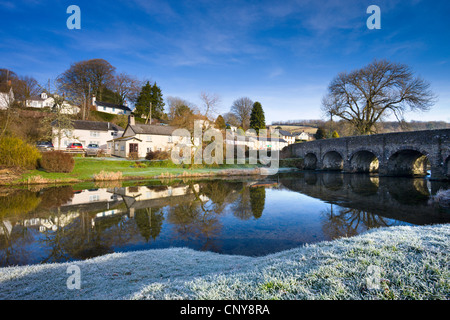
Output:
1 157 279 186
1 224 448 300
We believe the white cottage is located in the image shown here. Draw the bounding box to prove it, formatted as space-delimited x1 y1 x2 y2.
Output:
0 82 14 110
26 92 80 115
52 120 124 152
109 116 180 158
92 96 132 115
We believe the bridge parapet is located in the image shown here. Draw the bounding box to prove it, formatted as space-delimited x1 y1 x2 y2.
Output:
282 129 450 180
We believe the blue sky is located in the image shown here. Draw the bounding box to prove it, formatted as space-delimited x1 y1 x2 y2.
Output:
1 0 449 123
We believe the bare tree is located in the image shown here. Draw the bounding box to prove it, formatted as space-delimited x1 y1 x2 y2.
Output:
112 72 142 106
13 75 41 104
321 59 437 135
222 112 240 127
199 92 220 120
167 96 197 120
230 97 253 130
57 59 116 119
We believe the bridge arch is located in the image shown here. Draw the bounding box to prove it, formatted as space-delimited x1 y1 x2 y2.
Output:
386 148 430 177
349 150 379 173
322 150 344 171
304 153 318 170
444 155 450 177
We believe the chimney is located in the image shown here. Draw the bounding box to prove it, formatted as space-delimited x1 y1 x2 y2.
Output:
128 115 135 126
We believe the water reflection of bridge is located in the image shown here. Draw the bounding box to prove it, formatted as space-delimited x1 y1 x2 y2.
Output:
279 172 450 226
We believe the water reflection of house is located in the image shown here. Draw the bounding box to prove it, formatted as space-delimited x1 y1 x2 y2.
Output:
63 188 117 205
20 212 80 233
108 184 205 215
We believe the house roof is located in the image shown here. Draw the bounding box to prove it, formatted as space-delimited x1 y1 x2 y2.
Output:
277 130 293 137
109 136 142 142
73 120 124 131
95 100 132 112
52 120 124 132
28 94 50 101
128 124 178 136
254 137 288 143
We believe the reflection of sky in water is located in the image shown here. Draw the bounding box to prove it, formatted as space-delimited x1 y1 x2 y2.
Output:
1 174 449 266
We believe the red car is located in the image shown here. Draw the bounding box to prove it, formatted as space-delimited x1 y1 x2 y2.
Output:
67 143 83 149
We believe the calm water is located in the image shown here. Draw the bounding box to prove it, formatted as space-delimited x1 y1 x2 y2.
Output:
1 172 449 267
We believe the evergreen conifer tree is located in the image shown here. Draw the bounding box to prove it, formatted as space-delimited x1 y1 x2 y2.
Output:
135 81 165 120
249 101 266 133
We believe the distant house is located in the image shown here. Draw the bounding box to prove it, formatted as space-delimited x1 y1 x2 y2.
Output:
92 96 132 116
224 134 288 151
250 137 288 151
295 131 313 142
26 92 80 115
109 115 182 158
275 130 295 145
52 120 124 151
0 82 14 110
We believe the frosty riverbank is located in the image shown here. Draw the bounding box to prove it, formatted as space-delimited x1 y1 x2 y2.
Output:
0 224 448 300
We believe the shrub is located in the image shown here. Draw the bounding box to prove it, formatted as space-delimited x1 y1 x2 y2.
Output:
145 150 170 160
39 151 75 173
0 136 41 169
93 170 123 181
128 151 140 160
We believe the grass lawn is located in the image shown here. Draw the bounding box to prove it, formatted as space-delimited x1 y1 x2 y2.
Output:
14 157 262 185
1 224 448 300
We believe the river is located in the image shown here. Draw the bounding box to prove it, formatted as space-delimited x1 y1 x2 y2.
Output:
1 171 449 267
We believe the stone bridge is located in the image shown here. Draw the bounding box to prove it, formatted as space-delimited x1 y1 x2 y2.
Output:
281 129 450 180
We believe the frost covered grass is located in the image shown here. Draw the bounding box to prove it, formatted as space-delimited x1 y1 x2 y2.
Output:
0 224 449 300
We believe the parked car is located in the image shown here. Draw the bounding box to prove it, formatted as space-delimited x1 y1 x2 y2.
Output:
36 141 54 152
67 143 83 149
85 143 100 156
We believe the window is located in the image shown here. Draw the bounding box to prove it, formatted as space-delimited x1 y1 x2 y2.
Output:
168 136 173 143
103 107 106 111
90 131 100 137
112 107 115 112
146 135 152 142
120 145 125 151
115 143 119 151
89 194 100 202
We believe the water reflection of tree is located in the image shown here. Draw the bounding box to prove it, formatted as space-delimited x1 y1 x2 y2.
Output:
231 186 253 220
134 208 164 242
321 204 392 240
0 190 41 266
199 180 240 214
166 183 223 252
249 187 265 219
37 186 74 210
231 185 267 220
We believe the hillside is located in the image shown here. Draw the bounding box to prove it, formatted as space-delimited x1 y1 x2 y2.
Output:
271 120 450 137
